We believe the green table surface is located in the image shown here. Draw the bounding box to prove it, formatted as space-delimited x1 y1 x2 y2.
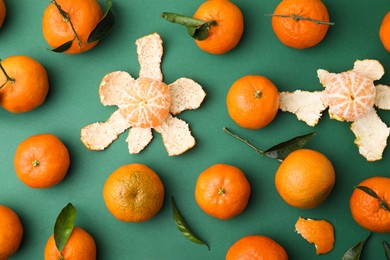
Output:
1 0 390 259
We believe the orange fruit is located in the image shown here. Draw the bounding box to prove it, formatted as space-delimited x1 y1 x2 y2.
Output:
380 11 390 52
103 164 165 222
226 235 288 260
195 164 250 220
0 205 23 259
0 56 49 113
324 71 376 122
226 75 280 129
275 149 335 209
42 0 103 54
350 176 390 233
14 133 70 188
193 0 244 54
119 78 171 128
295 217 335 255
271 0 331 49
0 0 6 28
44 226 96 260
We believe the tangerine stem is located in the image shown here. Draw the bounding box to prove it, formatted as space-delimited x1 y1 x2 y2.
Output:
218 187 226 195
0 59 15 89
266 14 335 25
50 0 83 49
32 160 40 167
223 127 265 156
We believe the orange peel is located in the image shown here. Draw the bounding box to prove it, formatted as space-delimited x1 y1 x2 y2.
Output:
81 33 206 155
295 216 335 255
280 59 390 161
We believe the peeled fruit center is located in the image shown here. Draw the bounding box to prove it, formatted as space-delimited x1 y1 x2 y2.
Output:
324 71 376 122
120 77 171 128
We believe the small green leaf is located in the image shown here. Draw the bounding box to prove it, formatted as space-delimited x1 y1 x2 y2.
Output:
50 40 73 53
171 197 210 250
355 186 390 212
54 203 77 254
192 21 216 40
88 0 115 43
383 240 390 260
264 132 316 161
342 233 371 260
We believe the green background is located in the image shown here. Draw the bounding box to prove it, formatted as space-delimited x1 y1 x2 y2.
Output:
1 0 389 259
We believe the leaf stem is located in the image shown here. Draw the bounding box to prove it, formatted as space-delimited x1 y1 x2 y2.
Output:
50 0 83 48
223 127 265 156
0 59 15 88
266 13 335 25
355 186 390 212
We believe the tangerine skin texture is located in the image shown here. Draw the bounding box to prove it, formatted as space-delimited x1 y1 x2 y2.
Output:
226 235 288 260
0 56 49 113
0 205 23 260
42 0 103 54
44 227 96 260
0 0 6 28
275 149 335 209
227 75 280 129
272 0 330 49
103 164 165 222
193 0 244 54
195 164 251 220
14 133 70 188
380 11 390 53
350 176 390 233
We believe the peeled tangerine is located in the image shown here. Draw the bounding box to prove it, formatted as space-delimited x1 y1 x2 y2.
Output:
295 217 335 255
279 59 390 161
81 33 206 156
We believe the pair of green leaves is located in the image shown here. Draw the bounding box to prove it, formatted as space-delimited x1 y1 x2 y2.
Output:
342 234 390 260
54 203 77 257
51 0 115 53
223 127 316 162
172 197 210 250
161 12 216 41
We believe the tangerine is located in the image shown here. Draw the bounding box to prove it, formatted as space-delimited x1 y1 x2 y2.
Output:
226 75 280 129
119 78 171 128
44 227 96 260
275 149 335 209
103 164 165 222
271 0 332 49
0 205 23 259
0 0 6 28
226 235 288 260
14 133 70 188
380 11 390 53
193 0 244 54
350 176 390 233
195 164 250 220
42 0 103 54
0 56 49 113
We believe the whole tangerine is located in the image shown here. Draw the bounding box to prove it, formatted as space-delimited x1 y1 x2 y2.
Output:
275 149 335 209
0 0 6 28
0 205 23 259
227 75 280 129
195 164 251 220
380 11 390 53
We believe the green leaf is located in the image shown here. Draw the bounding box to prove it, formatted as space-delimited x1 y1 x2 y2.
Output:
54 203 77 254
88 0 115 43
171 197 210 250
264 132 316 161
192 21 216 40
383 240 390 260
50 40 73 53
342 233 371 260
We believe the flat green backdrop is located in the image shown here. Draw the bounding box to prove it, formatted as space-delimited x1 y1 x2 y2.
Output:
1 0 389 259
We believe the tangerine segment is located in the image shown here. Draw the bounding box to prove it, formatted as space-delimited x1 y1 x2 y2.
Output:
324 71 376 122
42 0 103 54
350 176 390 233
193 0 244 54
119 77 171 128
295 217 335 254
272 0 330 49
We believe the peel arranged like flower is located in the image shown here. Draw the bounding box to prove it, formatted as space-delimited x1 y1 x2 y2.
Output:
280 59 390 161
81 33 206 156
